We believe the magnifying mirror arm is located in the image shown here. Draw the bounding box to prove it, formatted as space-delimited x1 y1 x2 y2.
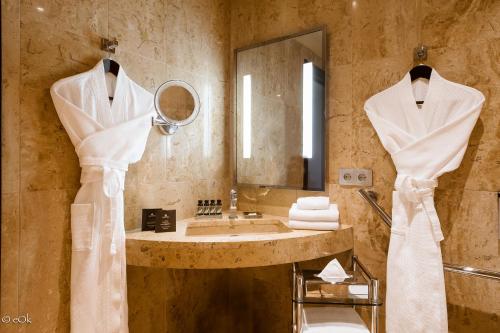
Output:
152 115 179 135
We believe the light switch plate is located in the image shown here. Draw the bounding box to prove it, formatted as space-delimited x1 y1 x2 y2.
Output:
339 168 373 186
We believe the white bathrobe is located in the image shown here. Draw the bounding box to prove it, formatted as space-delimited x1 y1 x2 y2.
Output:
364 70 484 333
51 60 154 333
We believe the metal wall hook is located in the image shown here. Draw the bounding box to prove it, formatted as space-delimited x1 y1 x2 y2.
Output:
101 37 119 54
414 44 428 63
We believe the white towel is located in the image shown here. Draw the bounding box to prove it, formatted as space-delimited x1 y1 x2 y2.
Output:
348 285 369 295
302 306 370 333
289 220 339 231
348 285 369 299
289 203 339 222
297 196 329 210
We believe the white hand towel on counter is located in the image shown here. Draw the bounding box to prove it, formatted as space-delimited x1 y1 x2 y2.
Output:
289 220 339 231
289 203 339 222
297 196 330 210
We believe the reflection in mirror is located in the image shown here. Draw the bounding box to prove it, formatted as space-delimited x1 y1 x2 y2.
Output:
153 80 201 135
235 28 326 191
158 85 195 121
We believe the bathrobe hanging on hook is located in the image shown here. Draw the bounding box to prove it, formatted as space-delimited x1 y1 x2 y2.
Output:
51 60 154 333
364 69 484 333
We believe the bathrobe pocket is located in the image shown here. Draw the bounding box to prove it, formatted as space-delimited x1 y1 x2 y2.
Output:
71 203 95 251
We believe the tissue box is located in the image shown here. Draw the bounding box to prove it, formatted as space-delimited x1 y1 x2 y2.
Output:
304 270 369 301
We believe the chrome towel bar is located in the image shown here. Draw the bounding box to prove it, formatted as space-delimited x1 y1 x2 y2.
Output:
358 189 500 281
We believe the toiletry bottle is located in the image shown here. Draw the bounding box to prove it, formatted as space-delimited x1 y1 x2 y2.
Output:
203 200 210 215
216 199 222 216
210 200 216 215
196 200 204 216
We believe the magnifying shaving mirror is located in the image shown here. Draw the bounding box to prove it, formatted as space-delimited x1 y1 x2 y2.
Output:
152 80 201 135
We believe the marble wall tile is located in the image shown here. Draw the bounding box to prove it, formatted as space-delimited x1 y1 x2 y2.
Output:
165 0 229 81
421 0 500 50
127 266 167 333
436 190 498 267
20 0 108 45
328 65 353 182
109 0 166 62
2 0 20 195
1 2 21 332
162 268 230 332
447 301 500 333
255 187 298 217
18 189 75 333
229 0 255 49
1 193 20 324
250 0 302 45
236 186 258 212
427 39 500 88
352 0 416 63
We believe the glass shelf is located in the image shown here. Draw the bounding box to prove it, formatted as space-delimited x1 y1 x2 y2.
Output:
292 256 382 333
292 268 382 306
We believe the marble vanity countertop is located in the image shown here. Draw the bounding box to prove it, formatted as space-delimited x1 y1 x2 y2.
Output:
126 213 353 269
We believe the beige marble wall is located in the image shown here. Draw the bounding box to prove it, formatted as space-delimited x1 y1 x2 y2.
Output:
232 0 500 332
2 0 499 332
1 0 230 332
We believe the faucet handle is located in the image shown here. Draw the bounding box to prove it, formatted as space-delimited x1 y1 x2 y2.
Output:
229 189 238 215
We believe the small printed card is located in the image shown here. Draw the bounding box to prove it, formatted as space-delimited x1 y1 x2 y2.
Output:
155 210 176 233
142 209 162 231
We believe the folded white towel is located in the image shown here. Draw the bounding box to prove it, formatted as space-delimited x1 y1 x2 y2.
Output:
288 220 339 231
348 285 369 295
297 196 329 210
302 306 370 333
289 203 339 222
348 285 369 299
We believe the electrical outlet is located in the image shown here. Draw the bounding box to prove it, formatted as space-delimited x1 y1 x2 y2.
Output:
339 168 373 186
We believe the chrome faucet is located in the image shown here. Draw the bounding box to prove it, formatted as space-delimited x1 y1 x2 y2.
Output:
229 189 238 219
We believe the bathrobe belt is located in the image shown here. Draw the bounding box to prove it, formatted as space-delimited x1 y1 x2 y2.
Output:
80 161 128 255
394 174 444 242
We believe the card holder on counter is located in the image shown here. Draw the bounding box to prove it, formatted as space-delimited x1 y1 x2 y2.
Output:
155 210 176 233
142 208 162 231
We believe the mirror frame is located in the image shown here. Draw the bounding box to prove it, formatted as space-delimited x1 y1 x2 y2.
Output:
233 26 327 191
153 80 201 135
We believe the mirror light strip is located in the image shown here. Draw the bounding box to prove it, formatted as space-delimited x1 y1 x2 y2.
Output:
203 85 212 158
302 62 313 159
243 74 252 159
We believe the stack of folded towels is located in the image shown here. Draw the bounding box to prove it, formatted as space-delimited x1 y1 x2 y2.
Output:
288 196 339 231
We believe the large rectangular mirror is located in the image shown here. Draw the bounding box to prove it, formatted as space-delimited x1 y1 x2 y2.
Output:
235 28 326 191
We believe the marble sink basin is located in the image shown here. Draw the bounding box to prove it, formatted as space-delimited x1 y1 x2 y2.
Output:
185 219 292 237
